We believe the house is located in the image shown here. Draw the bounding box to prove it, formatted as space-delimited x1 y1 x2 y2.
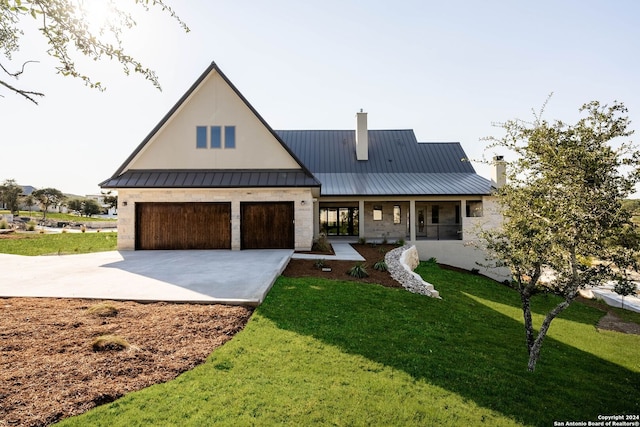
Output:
100 61 502 273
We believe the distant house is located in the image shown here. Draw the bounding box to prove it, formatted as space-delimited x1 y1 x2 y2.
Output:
101 61 503 272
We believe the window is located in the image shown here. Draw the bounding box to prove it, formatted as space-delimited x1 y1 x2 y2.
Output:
373 205 383 221
196 126 207 148
466 201 483 217
210 126 221 148
393 205 401 224
225 126 236 148
195 125 235 149
432 205 439 224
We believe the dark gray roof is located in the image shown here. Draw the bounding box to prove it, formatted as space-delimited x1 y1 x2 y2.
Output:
100 170 320 189
314 173 491 196
277 130 492 196
276 130 476 173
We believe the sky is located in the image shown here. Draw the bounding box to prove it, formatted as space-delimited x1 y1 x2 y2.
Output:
1 0 640 196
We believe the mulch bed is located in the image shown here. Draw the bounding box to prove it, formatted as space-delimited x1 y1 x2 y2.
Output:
282 244 402 289
1 301 252 427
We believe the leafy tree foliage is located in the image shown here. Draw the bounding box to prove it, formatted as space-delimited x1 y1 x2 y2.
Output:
66 197 83 214
613 278 638 310
481 100 640 371
20 193 35 212
0 178 22 214
101 190 117 211
1 0 188 103
81 198 101 217
32 187 64 220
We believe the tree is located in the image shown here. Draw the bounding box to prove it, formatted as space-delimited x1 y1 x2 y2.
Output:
20 193 35 213
32 187 64 220
101 190 117 212
66 197 83 215
0 178 22 214
82 198 101 217
613 278 638 310
1 0 188 103
481 100 640 372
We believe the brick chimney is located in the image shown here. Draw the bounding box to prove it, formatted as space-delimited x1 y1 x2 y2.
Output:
356 110 368 161
491 155 506 188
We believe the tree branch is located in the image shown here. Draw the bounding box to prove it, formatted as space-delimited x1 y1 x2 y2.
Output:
0 77 44 104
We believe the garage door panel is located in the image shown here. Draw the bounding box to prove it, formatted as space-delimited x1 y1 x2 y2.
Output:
136 203 231 250
241 202 294 249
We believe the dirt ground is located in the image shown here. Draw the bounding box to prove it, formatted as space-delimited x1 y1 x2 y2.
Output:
1 244 637 426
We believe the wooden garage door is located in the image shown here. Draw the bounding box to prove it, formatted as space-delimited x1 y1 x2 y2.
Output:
136 202 231 250
241 202 294 249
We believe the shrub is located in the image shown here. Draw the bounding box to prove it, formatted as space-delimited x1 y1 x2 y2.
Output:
0 219 8 229
358 237 366 245
26 221 36 231
87 302 118 317
396 238 405 246
382 234 388 245
373 260 388 272
314 259 327 269
92 335 130 352
312 234 331 253
80 225 87 233
348 262 369 278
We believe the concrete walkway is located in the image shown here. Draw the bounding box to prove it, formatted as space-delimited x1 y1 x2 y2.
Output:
291 243 365 261
0 250 292 306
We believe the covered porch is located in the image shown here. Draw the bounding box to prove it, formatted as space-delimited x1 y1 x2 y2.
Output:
314 197 485 243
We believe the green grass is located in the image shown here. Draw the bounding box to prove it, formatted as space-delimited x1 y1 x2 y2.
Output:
0 232 117 255
57 263 640 426
1 210 117 222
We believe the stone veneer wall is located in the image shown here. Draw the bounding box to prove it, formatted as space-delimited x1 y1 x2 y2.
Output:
385 245 440 298
362 201 408 240
116 188 314 251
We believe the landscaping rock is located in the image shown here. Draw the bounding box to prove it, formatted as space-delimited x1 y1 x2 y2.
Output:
385 245 440 298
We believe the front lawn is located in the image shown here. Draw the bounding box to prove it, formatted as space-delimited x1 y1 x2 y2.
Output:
0 232 117 255
57 263 640 426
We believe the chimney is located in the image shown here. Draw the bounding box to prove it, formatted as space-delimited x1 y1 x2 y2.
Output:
491 155 506 188
355 109 368 161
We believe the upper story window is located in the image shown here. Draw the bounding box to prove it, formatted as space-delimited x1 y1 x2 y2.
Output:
196 126 207 149
195 125 235 149
224 126 236 148
210 126 222 148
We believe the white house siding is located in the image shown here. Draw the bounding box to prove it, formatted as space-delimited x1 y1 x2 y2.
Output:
117 188 314 251
413 196 511 283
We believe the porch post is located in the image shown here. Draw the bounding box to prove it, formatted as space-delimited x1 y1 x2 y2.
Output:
460 199 466 240
359 199 365 240
409 199 416 243
313 199 320 238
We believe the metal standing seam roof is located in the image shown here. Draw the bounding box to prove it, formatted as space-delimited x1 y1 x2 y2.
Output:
313 173 492 196
100 170 320 189
276 130 492 196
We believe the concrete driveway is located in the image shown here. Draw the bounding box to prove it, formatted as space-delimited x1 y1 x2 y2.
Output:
0 250 293 306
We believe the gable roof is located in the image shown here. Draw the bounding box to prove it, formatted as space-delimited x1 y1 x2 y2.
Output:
100 62 318 188
277 130 492 196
